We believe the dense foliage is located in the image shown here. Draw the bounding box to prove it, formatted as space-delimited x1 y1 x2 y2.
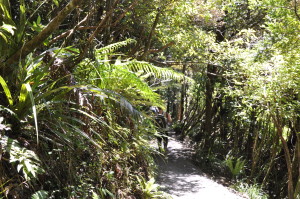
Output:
174 1 300 198
1 0 300 198
0 0 185 198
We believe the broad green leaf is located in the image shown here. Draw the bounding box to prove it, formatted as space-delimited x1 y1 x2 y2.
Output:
0 32 8 42
0 75 13 106
17 164 23 172
53 0 59 7
24 159 33 177
0 2 15 25
25 83 39 144
1 24 15 35
16 1 26 42
92 191 100 199
37 15 41 24
18 83 28 104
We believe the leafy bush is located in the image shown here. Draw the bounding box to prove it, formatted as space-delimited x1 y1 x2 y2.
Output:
233 182 268 199
224 156 245 179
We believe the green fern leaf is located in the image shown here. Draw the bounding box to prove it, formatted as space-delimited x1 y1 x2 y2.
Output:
96 38 136 56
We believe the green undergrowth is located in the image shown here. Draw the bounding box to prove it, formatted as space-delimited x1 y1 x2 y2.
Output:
192 147 268 199
0 40 182 198
232 182 268 199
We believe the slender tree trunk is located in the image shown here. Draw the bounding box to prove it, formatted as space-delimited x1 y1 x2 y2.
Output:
246 111 256 160
139 10 161 60
167 87 171 113
262 133 280 186
250 120 267 181
220 96 229 141
250 124 259 179
233 121 239 154
104 0 113 45
294 134 300 198
273 116 294 199
178 64 186 121
204 64 215 136
171 88 178 120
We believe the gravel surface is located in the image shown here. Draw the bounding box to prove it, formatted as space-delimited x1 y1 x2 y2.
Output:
155 133 246 199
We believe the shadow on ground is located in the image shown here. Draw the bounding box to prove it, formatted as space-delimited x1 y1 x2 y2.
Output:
154 133 246 199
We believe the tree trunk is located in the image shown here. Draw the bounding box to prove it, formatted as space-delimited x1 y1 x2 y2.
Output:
103 0 114 45
139 10 161 60
273 116 294 199
5 0 83 67
178 64 186 121
294 133 300 198
262 133 280 186
204 64 215 136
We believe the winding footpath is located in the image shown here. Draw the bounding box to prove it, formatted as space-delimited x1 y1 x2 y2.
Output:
155 133 247 199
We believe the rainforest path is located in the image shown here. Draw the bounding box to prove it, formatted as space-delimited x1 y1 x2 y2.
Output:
155 133 247 199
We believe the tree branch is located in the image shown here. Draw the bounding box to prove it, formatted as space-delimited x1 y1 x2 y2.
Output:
73 0 121 64
74 0 139 65
111 0 138 27
49 12 93 46
148 41 175 53
140 9 161 60
294 0 300 21
5 0 83 66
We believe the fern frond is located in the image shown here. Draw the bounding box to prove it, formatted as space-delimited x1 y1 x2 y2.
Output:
77 58 164 107
96 38 136 57
0 136 44 180
122 60 194 84
31 190 49 199
84 86 145 120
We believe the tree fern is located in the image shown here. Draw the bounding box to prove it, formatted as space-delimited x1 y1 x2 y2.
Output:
77 57 164 108
0 39 186 197
77 39 192 110
94 38 192 84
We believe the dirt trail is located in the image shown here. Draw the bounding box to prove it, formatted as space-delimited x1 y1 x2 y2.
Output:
155 133 246 199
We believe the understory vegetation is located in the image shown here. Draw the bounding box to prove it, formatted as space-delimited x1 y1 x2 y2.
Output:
0 0 300 198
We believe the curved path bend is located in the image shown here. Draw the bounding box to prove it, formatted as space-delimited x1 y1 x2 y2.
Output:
155 133 247 199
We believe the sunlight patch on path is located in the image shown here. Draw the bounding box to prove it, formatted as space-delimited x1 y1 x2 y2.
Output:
155 134 245 199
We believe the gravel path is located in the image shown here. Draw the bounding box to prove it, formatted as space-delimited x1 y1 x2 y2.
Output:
155 133 246 199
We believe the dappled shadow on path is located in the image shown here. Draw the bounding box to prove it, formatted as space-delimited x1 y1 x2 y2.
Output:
154 133 245 199
155 136 208 196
